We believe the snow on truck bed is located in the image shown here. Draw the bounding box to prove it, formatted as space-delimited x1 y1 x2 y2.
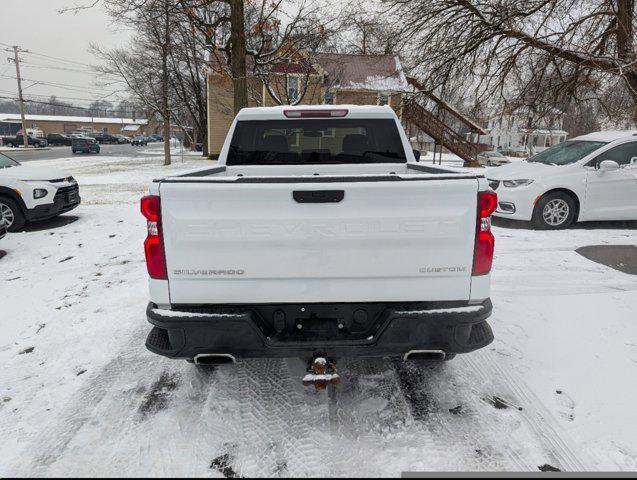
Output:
1 153 636 476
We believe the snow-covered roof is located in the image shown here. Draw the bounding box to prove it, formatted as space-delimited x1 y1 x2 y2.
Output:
0 113 148 125
519 129 568 135
316 53 409 92
571 130 637 142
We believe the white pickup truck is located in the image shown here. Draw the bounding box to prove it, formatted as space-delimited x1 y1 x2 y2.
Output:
143 105 496 367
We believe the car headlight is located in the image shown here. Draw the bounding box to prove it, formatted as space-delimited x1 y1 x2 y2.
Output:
33 188 48 199
503 179 534 188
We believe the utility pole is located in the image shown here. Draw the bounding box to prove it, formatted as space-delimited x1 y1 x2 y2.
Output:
12 46 30 148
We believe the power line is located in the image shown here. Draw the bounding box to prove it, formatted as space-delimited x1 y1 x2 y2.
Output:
22 50 98 68
18 61 99 75
23 91 122 104
0 74 119 96
1 88 125 105
0 95 144 116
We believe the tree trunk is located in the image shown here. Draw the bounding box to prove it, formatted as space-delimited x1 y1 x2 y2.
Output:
627 72 637 127
617 0 637 126
229 0 248 114
162 1 172 166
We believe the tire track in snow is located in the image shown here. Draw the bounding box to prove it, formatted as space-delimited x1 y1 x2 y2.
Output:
394 358 534 471
9 330 159 476
232 358 330 477
10 349 589 476
465 350 590 471
325 357 437 475
326 357 527 473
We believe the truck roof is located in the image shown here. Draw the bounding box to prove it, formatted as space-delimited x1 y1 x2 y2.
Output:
571 130 637 143
235 104 397 120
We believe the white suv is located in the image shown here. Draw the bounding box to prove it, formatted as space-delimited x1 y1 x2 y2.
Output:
0 152 80 231
487 131 637 229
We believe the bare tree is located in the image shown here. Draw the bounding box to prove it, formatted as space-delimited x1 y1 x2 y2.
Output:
387 0 637 126
337 9 405 56
90 0 179 164
166 19 210 154
180 0 337 109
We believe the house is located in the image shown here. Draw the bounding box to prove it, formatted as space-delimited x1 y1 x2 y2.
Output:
478 108 568 154
0 113 149 137
206 52 411 157
206 52 490 164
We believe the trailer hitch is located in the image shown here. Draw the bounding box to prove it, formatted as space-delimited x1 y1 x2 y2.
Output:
302 357 340 390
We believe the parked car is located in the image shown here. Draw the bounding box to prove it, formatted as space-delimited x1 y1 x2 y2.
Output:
131 136 148 146
149 134 164 142
1 134 48 148
0 215 6 240
143 105 496 368
92 133 119 144
46 133 73 147
500 146 528 158
72 137 100 154
0 152 80 232
113 134 130 144
477 150 510 167
488 130 637 229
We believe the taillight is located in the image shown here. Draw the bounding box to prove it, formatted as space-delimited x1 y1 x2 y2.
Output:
472 191 497 276
141 195 167 280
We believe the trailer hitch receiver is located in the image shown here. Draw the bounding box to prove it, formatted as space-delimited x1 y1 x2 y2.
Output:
302 357 340 390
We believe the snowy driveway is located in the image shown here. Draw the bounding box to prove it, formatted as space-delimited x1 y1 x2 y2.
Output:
1 155 636 476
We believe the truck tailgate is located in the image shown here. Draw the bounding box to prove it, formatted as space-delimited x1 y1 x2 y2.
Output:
160 178 478 304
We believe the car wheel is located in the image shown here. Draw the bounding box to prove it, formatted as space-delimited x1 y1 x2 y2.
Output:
0 197 26 232
531 192 576 230
7 142 13 148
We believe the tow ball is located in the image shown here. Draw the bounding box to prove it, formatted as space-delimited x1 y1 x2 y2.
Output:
302 357 340 390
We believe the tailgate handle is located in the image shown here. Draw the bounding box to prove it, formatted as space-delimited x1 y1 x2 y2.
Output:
293 190 344 203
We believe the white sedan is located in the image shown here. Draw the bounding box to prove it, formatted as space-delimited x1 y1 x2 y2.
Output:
477 150 510 167
487 130 637 229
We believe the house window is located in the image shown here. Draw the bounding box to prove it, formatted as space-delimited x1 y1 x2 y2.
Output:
287 76 299 103
378 93 388 106
323 91 334 105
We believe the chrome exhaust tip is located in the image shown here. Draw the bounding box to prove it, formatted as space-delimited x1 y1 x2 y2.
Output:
403 349 446 362
193 353 236 365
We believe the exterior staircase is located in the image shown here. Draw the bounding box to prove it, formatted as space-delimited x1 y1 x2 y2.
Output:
402 100 483 163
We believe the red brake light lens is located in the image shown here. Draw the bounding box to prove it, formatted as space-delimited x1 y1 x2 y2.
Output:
283 109 348 118
472 190 497 276
141 195 160 221
478 191 497 218
141 195 167 280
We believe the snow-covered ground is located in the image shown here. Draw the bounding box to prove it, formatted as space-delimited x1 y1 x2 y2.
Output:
1 154 636 476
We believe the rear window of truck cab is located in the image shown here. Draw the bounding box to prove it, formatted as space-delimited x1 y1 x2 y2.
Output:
227 118 407 165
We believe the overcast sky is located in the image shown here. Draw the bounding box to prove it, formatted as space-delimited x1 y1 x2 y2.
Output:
0 0 132 109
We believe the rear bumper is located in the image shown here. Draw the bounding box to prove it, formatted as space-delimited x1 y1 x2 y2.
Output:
145 299 494 360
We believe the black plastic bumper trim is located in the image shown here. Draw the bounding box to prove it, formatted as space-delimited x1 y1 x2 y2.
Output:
145 299 493 360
